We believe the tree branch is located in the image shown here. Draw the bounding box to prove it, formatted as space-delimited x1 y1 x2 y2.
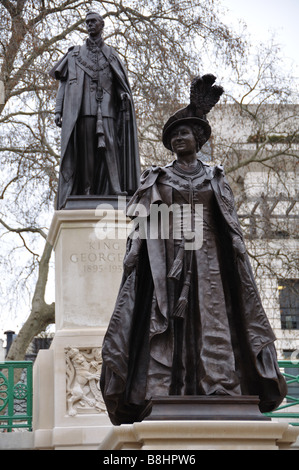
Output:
0 0 16 16
0 217 47 239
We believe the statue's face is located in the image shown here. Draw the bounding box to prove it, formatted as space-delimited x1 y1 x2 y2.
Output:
170 124 197 156
86 15 103 37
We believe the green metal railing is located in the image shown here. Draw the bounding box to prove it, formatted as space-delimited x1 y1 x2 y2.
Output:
0 361 33 432
0 359 298 433
264 360 299 426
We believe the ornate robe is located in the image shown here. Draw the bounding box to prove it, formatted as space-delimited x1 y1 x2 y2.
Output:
100 160 287 425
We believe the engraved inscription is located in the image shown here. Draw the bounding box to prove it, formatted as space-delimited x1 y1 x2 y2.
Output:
70 240 124 274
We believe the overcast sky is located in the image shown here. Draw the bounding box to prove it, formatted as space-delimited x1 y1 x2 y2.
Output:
1 0 298 345
219 0 298 74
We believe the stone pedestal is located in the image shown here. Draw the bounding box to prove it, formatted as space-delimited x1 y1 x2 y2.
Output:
142 396 270 422
33 205 131 450
98 420 299 451
32 202 299 451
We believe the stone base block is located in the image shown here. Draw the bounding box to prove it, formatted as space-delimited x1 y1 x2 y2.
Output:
98 420 299 451
143 396 269 421
33 329 113 450
47 208 130 330
32 208 130 449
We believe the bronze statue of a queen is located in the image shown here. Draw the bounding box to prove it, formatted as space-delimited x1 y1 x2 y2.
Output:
100 74 287 425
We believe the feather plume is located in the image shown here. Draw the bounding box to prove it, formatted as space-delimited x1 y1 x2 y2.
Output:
189 74 224 118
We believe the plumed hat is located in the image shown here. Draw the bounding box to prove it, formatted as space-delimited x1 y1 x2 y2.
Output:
162 74 224 151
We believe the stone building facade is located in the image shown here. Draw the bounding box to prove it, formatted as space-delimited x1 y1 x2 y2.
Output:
207 103 299 361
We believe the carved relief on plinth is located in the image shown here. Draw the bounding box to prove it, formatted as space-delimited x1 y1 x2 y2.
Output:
65 347 106 417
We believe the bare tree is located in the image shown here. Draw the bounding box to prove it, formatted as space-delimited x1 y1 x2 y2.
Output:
208 41 298 290
1 1 297 360
0 0 246 360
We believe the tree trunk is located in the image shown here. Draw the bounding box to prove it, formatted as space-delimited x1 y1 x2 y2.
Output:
6 241 55 361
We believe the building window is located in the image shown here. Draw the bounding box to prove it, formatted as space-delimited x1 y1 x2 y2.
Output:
279 279 299 329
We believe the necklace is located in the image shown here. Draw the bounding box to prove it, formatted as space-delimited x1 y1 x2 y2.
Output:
174 160 203 176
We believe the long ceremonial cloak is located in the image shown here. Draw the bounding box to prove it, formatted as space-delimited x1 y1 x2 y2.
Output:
100 161 287 425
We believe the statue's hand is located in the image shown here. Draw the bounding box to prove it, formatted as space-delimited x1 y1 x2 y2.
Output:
120 92 130 101
232 236 246 260
120 92 130 111
55 113 62 128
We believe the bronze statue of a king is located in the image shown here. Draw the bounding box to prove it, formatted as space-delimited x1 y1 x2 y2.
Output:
50 11 141 210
